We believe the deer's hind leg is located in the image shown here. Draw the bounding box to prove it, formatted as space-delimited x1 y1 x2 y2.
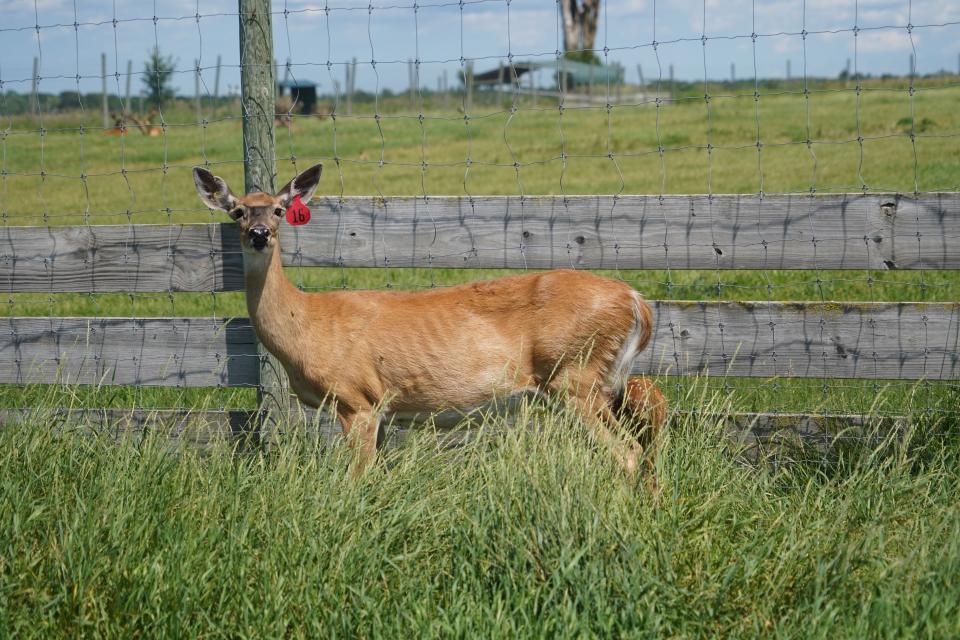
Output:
337 403 383 478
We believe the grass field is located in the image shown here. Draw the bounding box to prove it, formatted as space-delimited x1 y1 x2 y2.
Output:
1 393 959 637
1 82 959 636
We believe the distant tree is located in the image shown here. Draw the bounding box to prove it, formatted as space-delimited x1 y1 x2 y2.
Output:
142 47 176 108
561 0 601 64
57 91 81 110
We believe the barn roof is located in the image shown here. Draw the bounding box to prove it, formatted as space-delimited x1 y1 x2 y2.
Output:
277 79 317 89
472 59 624 85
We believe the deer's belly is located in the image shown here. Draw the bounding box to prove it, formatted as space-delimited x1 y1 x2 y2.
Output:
382 360 536 412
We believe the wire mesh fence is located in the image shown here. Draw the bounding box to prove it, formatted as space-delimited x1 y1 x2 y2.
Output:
0 0 958 431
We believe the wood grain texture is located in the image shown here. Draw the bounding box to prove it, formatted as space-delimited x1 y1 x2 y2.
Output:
0 301 956 386
0 408 261 444
286 193 960 270
0 223 244 293
0 317 258 387
237 0 288 430
3 193 958 293
640 301 960 379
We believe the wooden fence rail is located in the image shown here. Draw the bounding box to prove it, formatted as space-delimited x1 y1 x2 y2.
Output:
1 301 956 385
3 193 959 294
0 407 906 457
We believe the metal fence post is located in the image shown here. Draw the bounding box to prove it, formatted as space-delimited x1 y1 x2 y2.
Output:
239 0 289 434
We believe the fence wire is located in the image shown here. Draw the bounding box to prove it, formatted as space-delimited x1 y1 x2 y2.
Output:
0 0 958 425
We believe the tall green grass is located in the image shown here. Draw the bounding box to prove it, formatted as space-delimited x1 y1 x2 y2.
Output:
1 391 958 638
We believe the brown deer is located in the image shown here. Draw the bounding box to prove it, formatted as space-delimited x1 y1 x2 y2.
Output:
104 110 163 137
193 164 666 479
104 112 129 136
130 109 163 137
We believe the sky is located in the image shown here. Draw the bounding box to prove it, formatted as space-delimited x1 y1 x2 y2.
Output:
1 0 958 98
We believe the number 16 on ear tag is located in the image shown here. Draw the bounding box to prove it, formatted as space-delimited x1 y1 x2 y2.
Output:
285 195 311 226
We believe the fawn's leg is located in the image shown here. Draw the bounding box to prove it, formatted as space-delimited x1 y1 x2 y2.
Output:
617 377 668 475
549 368 642 478
570 391 643 478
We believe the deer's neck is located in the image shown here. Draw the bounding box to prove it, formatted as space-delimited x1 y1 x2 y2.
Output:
243 245 307 364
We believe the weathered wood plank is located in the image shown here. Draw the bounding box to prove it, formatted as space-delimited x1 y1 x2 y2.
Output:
0 301 956 385
0 408 910 457
0 317 258 387
0 223 244 293
640 301 960 380
3 194 958 293
287 193 960 270
0 408 261 444
0 407 476 451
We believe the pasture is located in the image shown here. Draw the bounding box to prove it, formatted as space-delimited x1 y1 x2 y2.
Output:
1 71 959 637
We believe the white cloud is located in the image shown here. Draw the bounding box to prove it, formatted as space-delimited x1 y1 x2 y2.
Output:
857 29 916 52
458 7 557 56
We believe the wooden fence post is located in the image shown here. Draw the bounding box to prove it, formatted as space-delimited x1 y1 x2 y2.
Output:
101 53 109 129
465 61 474 112
31 57 39 120
408 59 415 110
213 54 222 102
344 58 357 116
443 68 449 109
194 59 202 124
239 0 289 433
124 59 132 111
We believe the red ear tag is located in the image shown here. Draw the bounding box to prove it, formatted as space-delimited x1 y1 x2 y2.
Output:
285 195 311 226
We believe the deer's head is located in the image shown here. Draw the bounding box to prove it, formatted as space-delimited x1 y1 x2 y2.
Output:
192 164 322 253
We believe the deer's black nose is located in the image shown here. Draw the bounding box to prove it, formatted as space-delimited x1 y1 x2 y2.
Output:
249 226 269 250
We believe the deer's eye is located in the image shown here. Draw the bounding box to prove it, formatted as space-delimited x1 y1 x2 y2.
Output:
230 207 244 220
274 207 284 217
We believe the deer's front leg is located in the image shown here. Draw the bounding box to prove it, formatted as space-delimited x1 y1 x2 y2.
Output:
338 405 382 477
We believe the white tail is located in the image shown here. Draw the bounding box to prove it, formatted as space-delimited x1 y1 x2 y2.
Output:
193 164 665 478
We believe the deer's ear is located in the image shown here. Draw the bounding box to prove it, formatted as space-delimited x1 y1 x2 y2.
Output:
193 167 239 213
277 164 322 208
